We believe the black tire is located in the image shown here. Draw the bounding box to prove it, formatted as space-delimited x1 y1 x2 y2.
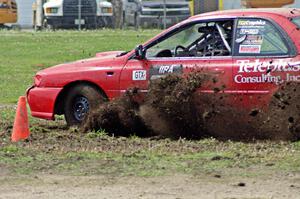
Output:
64 84 106 126
0 24 10 30
97 17 104 28
43 20 55 31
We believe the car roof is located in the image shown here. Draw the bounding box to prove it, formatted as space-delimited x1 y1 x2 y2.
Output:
190 8 300 20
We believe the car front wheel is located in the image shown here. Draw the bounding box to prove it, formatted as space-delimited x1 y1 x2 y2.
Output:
64 84 106 126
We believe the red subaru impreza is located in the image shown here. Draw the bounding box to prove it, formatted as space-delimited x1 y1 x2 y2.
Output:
27 8 300 125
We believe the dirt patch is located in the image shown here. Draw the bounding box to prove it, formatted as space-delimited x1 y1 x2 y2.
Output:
0 172 299 199
1 105 300 197
83 73 300 141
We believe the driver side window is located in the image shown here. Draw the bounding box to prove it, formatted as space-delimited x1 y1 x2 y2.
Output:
146 20 234 58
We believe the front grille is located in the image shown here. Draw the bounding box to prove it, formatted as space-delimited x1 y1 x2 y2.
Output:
63 0 97 17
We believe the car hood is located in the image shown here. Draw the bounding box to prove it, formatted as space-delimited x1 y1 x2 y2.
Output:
95 51 125 58
38 51 127 75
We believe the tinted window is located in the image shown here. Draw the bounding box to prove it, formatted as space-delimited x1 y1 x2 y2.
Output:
234 18 288 56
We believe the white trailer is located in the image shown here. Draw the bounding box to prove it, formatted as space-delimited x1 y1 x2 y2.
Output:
42 0 113 29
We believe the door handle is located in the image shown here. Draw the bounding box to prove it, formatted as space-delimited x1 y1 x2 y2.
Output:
106 71 114 76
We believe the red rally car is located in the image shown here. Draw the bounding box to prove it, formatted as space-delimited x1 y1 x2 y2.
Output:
27 8 300 125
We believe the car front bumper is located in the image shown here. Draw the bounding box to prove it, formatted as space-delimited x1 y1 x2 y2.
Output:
27 86 63 120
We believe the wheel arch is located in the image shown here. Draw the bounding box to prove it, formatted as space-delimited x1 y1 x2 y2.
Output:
54 80 108 115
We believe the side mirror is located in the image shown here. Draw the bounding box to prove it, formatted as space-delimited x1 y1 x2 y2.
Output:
134 45 145 60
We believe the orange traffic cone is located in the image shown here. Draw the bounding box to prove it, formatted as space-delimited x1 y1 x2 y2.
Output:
11 96 30 142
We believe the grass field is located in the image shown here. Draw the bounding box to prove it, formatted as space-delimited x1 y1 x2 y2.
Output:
0 30 300 198
0 29 159 104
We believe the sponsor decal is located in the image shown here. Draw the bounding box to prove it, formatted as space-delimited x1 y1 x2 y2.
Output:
287 73 300 82
238 19 266 27
236 19 266 54
239 45 261 54
237 60 300 73
234 73 300 84
150 64 183 80
239 29 260 35
234 74 283 84
132 70 147 81
234 59 300 84
242 35 263 45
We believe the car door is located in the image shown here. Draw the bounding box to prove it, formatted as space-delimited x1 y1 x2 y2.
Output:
232 17 297 109
120 19 235 101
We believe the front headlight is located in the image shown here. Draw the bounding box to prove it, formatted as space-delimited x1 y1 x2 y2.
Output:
46 7 59 14
101 7 112 14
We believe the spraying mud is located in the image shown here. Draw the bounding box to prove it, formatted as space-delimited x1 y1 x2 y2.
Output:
82 88 150 137
195 83 300 141
83 73 300 141
253 82 300 141
138 73 208 139
83 73 207 138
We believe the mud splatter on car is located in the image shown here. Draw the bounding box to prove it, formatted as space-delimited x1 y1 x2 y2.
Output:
83 72 300 141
